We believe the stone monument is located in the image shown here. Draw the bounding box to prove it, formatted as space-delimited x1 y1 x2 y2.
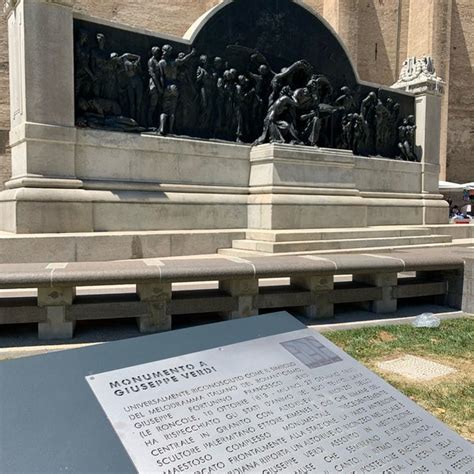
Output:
0 0 448 252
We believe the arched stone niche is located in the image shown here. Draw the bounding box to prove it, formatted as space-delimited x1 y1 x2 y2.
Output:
74 0 415 154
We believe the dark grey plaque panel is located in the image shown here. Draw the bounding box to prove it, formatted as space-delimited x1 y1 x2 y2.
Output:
0 313 304 473
1 312 473 474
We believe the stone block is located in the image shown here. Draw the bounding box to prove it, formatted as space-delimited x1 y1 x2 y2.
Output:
170 290 237 315
250 144 355 189
354 273 397 313
219 278 258 319
291 275 334 319
137 282 172 333
38 307 75 340
355 157 422 193
75 130 250 187
38 287 75 307
37 286 76 340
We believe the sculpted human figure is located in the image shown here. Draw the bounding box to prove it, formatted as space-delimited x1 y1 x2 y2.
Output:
74 30 94 101
212 57 225 82
360 91 378 154
77 97 144 133
196 55 215 134
398 115 417 161
312 75 333 104
352 113 368 156
383 98 400 153
293 86 321 146
236 75 260 143
210 57 225 137
78 97 121 117
110 53 143 122
268 60 312 106
257 86 299 145
174 52 198 134
249 64 273 127
147 46 162 127
340 113 354 150
375 100 392 155
222 69 239 140
90 33 109 99
335 86 355 112
158 44 196 135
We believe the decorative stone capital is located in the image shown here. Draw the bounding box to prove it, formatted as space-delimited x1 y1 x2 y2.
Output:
392 56 445 96
3 0 19 16
4 0 73 16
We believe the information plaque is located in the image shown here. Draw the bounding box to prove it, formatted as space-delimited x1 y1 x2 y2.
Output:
87 328 474 474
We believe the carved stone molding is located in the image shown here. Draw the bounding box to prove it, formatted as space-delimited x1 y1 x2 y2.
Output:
4 0 74 16
3 0 19 16
392 56 445 95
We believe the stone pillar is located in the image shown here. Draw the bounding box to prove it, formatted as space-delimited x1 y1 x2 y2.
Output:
219 278 258 319
4 0 80 189
291 275 334 319
137 282 172 333
354 273 397 314
37 286 75 339
392 57 447 224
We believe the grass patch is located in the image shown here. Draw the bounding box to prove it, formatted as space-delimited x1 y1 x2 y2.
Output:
324 317 474 441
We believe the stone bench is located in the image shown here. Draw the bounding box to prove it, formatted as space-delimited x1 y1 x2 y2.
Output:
0 250 469 339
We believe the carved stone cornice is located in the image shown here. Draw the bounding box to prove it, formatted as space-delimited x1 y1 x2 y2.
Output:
4 0 74 16
3 0 19 16
392 56 445 96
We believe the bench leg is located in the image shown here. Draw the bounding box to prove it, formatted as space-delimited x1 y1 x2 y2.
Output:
418 269 464 309
219 279 258 319
137 282 172 333
37 287 75 339
461 260 473 313
354 273 397 314
291 276 334 319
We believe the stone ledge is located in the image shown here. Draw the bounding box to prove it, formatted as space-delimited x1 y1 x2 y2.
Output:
0 250 466 289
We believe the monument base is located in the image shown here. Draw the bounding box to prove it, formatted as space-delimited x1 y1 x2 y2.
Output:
0 132 448 234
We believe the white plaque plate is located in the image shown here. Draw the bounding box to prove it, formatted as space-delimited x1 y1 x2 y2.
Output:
87 329 474 473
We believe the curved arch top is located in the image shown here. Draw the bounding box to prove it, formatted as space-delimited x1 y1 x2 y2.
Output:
184 0 359 88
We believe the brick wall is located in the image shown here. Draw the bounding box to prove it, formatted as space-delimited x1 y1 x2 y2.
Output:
446 0 474 183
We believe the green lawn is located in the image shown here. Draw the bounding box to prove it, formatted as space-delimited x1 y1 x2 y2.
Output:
324 317 474 441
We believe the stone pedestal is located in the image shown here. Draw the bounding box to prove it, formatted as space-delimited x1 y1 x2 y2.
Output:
37 286 75 339
219 278 259 319
0 4 448 236
137 282 172 333
392 58 447 224
290 275 334 319
354 273 398 314
6 0 78 189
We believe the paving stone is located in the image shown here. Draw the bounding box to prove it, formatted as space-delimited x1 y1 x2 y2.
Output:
377 355 457 381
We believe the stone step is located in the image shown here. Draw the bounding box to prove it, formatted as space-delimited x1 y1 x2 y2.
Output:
246 226 432 242
230 235 453 253
0 229 246 264
218 238 467 258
